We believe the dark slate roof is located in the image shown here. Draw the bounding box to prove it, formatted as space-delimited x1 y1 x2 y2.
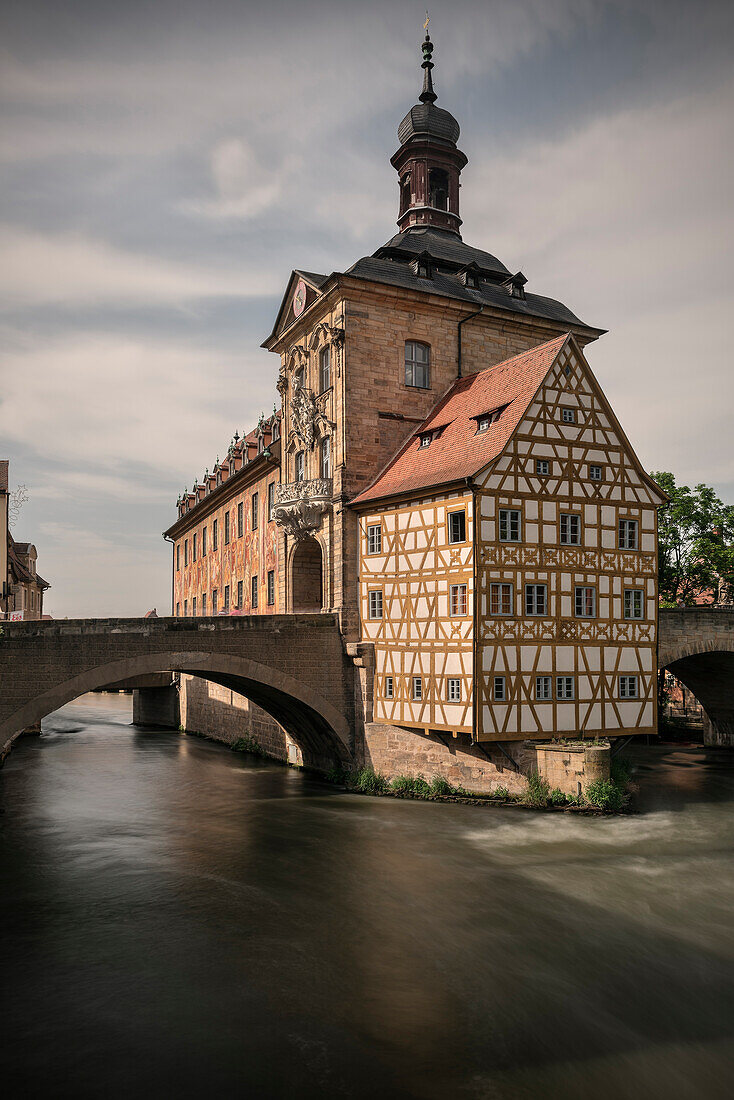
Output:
397 102 460 145
295 269 328 288
376 227 510 277
345 255 593 330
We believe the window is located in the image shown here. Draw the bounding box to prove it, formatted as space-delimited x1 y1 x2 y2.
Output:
268 482 275 520
367 524 382 555
202 526 207 555
447 678 462 702
619 519 639 550
476 414 490 433
212 589 218 614
295 452 305 482
237 502 243 538
257 435 264 454
368 590 383 620
192 596 197 616
499 509 521 542
419 433 432 448
271 419 279 442
184 540 189 566
251 575 258 609
493 676 506 701
213 519 218 551
267 570 275 606
560 513 581 545
429 167 449 210
448 510 466 544
450 583 467 617
237 580 243 609
224 585 230 612
176 545 180 571
320 437 331 478
385 676 394 699
176 602 180 617
412 677 423 701
536 676 552 701
624 589 644 620
536 459 549 475
557 676 575 700
319 346 331 392
620 675 639 699
561 407 576 424
201 593 207 616
192 533 197 561
490 582 513 616
184 599 188 616
575 586 597 618
405 341 430 389
525 584 547 616
224 511 230 545
252 492 259 530
589 464 603 482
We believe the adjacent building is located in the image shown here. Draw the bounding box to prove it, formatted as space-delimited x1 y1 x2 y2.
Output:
1 460 50 621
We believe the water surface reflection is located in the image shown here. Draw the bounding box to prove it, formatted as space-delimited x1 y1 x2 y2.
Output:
2 696 734 1098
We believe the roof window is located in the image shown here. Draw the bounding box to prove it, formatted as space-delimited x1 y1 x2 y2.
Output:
411 251 433 280
419 432 433 448
475 406 506 432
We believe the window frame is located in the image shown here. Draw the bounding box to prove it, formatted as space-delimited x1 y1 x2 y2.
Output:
574 586 597 618
367 589 383 620
224 511 230 545
404 340 431 389
449 582 468 618
223 584 230 612
236 580 243 610
556 676 575 700
267 481 275 520
411 676 423 701
619 675 639 699
560 513 581 546
252 492 259 531
447 678 462 702
366 523 382 555
319 345 331 392
536 459 550 476
251 575 258 610
295 451 305 483
489 582 513 617
447 509 467 545
385 676 394 700
493 675 507 701
320 436 331 479
499 508 521 543
561 406 576 424
589 464 603 482
267 570 275 606
619 518 639 550
624 588 644 620
525 583 547 616
201 593 207 616
535 675 552 701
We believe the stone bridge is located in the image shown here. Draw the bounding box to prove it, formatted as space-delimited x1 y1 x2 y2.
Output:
0 614 360 766
658 608 734 746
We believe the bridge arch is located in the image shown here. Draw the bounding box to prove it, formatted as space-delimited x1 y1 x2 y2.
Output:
658 610 734 747
0 642 354 761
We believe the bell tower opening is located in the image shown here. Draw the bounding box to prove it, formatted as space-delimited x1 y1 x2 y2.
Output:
291 538 323 613
429 167 449 211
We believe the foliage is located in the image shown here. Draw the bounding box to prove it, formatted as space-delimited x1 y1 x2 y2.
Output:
352 766 388 794
651 472 734 605
231 735 264 757
585 778 628 812
490 786 513 800
549 787 567 805
429 775 454 795
524 771 551 807
390 774 430 796
325 766 348 784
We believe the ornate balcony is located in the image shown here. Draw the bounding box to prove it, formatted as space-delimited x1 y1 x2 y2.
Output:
271 478 332 540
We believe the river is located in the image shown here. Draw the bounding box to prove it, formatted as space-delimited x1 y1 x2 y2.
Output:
2 694 734 1099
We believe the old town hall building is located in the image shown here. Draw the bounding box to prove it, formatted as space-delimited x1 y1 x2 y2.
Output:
165 32 664 787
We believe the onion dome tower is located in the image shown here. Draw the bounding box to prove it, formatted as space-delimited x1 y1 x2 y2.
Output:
391 27 467 236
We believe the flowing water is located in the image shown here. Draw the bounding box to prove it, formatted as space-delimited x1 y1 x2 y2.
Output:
2 694 734 1099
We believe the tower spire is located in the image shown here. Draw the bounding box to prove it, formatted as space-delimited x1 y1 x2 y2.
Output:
419 16 437 104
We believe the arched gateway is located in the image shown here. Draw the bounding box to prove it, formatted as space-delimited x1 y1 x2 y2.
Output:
658 608 734 747
0 615 354 766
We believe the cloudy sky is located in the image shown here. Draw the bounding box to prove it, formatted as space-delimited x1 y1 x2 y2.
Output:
1 0 732 618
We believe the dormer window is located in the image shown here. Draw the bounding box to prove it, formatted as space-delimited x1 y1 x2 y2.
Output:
229 459 235 476
216 470 221 486
271 419 280 442
460 264 481 289
475 406 505 432
504 271 528 300
411 252 433 280
258 435 264 454
419 433 432 448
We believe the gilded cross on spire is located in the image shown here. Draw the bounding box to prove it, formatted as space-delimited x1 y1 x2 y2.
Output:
419 14 437 104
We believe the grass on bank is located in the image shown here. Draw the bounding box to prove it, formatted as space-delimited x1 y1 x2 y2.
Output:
325 760 633 812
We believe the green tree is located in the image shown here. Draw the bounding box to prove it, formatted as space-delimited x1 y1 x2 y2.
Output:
651 472 734 605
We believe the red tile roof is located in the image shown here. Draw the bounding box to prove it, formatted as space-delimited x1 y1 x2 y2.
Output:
352 334 570 506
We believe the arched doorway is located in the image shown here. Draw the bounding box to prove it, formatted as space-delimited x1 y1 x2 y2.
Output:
291 538 323 612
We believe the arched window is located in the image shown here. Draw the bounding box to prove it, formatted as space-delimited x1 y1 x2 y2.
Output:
320 436 331 479
295 451 305 482
271 418 280 442
319 346 331 392
405 341 430 389
400 172 411 214
429 168 449 211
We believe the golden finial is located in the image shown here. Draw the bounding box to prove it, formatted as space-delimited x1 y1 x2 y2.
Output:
424 11 430 32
